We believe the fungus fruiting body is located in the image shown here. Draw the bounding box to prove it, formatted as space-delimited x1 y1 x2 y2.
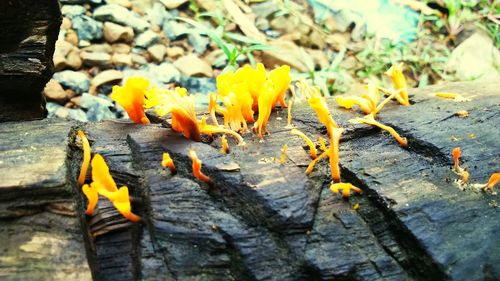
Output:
189 149 212 184
385 63 410 106
330 183 362 198
111 77 150 124
350 113 408 147
82 154 141 222
280 144 288 165
221 135 229 154
77 130 91 186
461 169 470 184
162 152 176 173
290 128 318 159
485 173 500 191
329 128 344 183
452 147 461 172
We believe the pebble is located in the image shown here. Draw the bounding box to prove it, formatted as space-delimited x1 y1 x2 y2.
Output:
103 22 134 43
122 62 180 85
105 0 132 8
79 93 117 121
81 43 113 53
53 70 90 94
135 30 161 48
93 4 149 32
65 29 80 46
72 15 104 41
131 53 148 66
47 102 88 122
80 51 113 68
146 2 168 27
147 44 167 62
53 40 82 71
90 69 123 94
61 18 73 30
43 79 68 104
61 5 86 18
165 46 184 59
60 0 102 4
112 43 131 54
159 0 188 9
162 20 189 40
112 53 134 66
173 54 213 77
187 33 209 54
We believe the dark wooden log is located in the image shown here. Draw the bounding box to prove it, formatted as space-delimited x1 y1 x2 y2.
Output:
0 81 498 281
0 0 61 122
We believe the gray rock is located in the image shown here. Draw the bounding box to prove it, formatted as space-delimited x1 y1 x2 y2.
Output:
446 32 500 81
162 20 189 40
80 51 112 68
122 62 180 86
179 76 216 96
93 4 149 32
72 15 104 41
52 70 90 94
46 102 89 122
135 30 161 48
79 93 117 121
60 0 102 3
146 2 168 27
61 5 86 18
187 33 209 54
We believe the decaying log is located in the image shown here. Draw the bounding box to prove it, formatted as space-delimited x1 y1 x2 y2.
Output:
0 81 498 281
0 0 61 122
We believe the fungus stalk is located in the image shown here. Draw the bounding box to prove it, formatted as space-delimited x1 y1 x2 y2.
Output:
280 144 288 165
350 113 408 147
77 130 91 186
330 183 362 198
290 128 318 159
161 152 176 174
329 127 344 183
452 147 461 173
221 135 229 154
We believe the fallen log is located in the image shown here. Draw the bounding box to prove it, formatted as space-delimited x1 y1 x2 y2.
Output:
0 80 498 280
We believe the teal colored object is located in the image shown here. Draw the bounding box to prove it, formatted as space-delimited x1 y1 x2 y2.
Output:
309 0 420 43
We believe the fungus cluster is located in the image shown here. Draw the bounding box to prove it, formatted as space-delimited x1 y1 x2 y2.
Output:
77 131 140 222
451 147 498 191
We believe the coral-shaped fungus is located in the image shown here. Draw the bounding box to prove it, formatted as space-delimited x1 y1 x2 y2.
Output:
162 152 176 173
290 128 318 159
349 113 408 147
213 63 291 138
111 77 151 124
82 154 141 222
188 149 212 184
145 86 244 144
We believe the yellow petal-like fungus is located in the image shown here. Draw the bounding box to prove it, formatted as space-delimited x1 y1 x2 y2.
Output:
77 130 91 186
485 172 499 191
162 152 176 173
385 63 410 106
330 183 362 198
82 154 141 222
111 77 150 124
189 149 212 184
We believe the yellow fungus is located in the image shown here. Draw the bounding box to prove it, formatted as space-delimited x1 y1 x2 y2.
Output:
349 113 408 147
461 169 469 184
161 152 176 173
287 98 293 127
111 77 150 124
435 92 470 102
452 147 461 173
280 144 288 165
77 130 91 186
189 149 212 184
208 92 219 126
221 135 229 154
290 128 318 159
329 128 344 183
353 203 359 210
485 173 500 191
385 63 410 106
83 154 141 222
330 183 362 198
318 136 327 151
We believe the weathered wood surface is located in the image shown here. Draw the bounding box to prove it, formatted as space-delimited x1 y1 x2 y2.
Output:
0 81 498 281
0 0 61 122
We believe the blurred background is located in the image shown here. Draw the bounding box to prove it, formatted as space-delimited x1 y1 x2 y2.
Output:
45 0 499 122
